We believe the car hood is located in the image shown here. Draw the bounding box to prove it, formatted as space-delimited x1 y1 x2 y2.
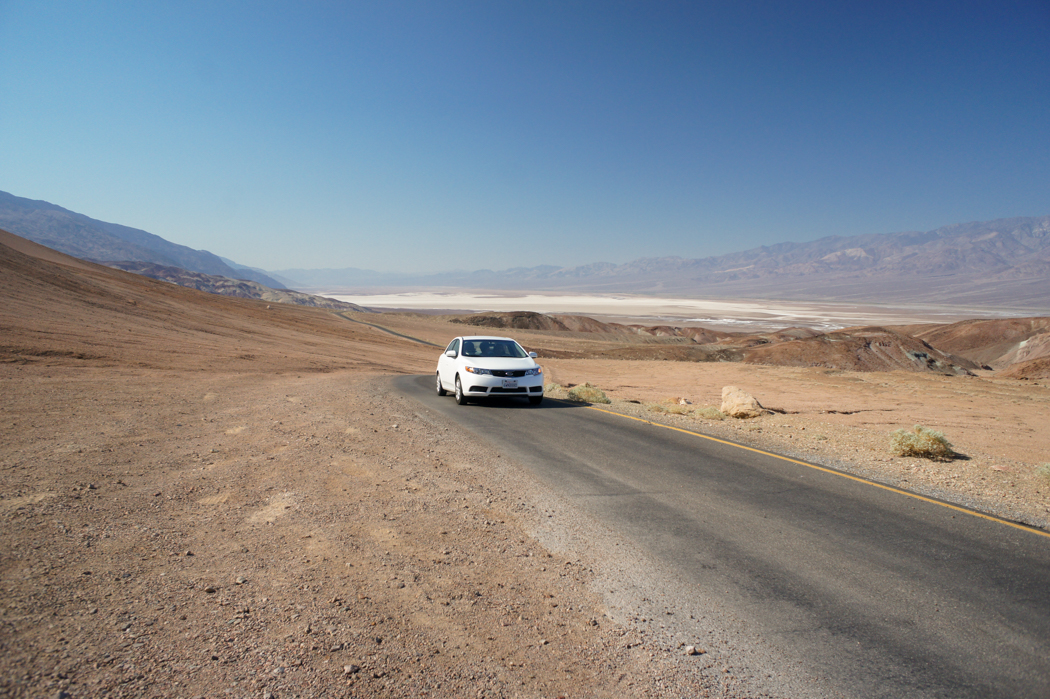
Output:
464 358 538 370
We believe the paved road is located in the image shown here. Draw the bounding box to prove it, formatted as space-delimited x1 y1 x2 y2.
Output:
394 375 1050 698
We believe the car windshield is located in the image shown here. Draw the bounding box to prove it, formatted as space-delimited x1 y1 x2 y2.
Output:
461 339 528 358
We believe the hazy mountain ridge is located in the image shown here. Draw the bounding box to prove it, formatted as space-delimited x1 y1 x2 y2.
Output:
4 188 1046 308
283 216 1050 308
532 216 1050 285
0 190 286 289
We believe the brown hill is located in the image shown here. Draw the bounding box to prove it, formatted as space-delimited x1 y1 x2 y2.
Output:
451 311 574 332
0 229 400 372
998 356 1050 380
894 317 1050 370
449 311 744 344
0 227 101 272
451 311 643 336
741 327 978 375
994 331 1050 370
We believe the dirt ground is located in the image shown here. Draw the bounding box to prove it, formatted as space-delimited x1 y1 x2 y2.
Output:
3 238 1049 697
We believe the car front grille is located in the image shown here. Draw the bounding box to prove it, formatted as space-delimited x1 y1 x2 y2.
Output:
491 370 527 378
488 387 527 393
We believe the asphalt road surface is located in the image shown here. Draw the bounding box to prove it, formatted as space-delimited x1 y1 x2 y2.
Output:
394 375 1050 698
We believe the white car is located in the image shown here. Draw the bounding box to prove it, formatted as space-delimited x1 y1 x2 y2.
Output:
436 336 544 405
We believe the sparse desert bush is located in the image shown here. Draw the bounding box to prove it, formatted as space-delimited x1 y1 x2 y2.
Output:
544 382 568 399
693 407 726 420
1037 464 1050 481
891 425 955 461
566 383 612 404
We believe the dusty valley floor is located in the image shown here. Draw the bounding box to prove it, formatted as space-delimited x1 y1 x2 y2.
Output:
2 232 1049 698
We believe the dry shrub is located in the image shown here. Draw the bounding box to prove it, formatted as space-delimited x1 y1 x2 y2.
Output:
891 425 955 461
566 383 612 404
544 382 568 399
694 407 726 420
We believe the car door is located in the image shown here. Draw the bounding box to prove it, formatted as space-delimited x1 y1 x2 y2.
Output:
438 338 460 390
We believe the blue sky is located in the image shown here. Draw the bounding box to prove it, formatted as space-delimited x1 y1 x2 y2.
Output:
1 1 1048 273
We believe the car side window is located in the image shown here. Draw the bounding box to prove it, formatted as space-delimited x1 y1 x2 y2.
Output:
446 339 460 355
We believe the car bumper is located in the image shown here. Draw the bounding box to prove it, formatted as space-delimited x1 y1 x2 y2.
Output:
463 375 544 397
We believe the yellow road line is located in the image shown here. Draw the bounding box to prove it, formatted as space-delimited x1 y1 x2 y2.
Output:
584 404 1050 540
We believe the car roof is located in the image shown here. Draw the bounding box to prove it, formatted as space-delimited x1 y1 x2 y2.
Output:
458 335 517 342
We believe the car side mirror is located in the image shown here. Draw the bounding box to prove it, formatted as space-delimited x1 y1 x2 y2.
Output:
528 351 538 358
445 349 457 358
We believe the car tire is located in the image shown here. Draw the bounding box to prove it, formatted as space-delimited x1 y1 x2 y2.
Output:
436 373 446 396
529 395 543 406
455 376 468 405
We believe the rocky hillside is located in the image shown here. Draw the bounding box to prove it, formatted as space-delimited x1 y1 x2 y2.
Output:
741 327 978 375
889 317 1050 379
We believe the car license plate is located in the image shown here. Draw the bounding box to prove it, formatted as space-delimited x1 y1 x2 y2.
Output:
502 379 518 389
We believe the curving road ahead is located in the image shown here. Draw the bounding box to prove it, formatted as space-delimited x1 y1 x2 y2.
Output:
394 375 1050 698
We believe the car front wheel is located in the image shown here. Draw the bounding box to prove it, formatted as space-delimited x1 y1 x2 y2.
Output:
436 373 446 396
455 376 467 405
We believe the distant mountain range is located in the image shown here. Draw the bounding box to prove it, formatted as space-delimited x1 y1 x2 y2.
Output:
279 216 1050 309
2 189 1047 310
0 190 285 289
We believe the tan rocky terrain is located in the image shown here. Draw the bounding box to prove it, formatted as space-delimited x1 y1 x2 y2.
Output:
891 317 1050 374
3 229 1049 697
740 326 978 375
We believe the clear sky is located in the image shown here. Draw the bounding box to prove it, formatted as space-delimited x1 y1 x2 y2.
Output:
2 1 1048 273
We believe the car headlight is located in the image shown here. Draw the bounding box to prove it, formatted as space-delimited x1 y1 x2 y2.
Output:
464 366 492 375
525 366 542 376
